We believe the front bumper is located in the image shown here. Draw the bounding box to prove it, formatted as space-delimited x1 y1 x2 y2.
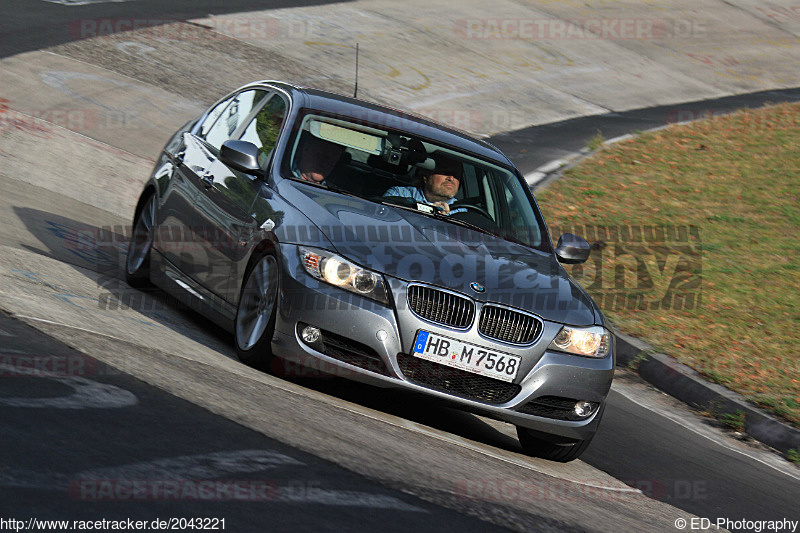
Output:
271 244 614 441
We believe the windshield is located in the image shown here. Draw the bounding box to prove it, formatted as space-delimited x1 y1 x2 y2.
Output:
282 113 549 251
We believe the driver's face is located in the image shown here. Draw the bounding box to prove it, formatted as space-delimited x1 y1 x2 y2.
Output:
425 172 460 201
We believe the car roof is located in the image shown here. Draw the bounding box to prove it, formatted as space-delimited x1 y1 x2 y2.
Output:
248 80 516 169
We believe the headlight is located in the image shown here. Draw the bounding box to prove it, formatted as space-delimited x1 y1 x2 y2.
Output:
299 247 389 304
548 325 610 358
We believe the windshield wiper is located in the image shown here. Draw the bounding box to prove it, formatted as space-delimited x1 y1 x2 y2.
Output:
375 197 533 247
381 198 499 237
436 214 500 239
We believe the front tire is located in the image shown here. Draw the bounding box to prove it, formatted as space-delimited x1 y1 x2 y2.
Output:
234 253 279 369
125 193 156 288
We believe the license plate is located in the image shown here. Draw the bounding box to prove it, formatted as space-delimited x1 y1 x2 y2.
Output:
412 331 521 383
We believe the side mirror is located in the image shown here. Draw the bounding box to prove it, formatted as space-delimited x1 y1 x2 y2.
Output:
220 140 262 176
555 233 591 264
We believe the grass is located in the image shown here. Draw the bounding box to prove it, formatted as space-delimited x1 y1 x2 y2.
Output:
788 448 800 465
587 129 605 151
718 410 746 433
536 102 800 428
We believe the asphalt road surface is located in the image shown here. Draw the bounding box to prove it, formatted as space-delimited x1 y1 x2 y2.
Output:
0 311 507 533
0 0 342 58
490 87 800 176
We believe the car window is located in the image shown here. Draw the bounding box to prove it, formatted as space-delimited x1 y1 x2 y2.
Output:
202 89 270 151
197 97 233 138
238 93 287 169
281 113 548 250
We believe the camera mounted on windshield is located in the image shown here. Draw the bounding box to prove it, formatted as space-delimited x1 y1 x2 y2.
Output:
381 134 428 167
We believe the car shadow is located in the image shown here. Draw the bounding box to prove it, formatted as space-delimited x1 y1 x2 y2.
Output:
12 205 526 456
284 372 524 453
11 206 232 352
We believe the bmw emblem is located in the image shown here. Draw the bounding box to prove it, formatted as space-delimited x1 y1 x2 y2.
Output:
470 282 485 293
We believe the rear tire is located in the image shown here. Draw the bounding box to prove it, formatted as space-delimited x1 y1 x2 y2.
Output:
234 253 279 370
125 193 156 288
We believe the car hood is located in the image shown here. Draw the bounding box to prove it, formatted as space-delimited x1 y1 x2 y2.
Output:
292 186 598 325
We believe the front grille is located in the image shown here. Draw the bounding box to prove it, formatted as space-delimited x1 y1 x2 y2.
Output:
407 285 475 329
397 353 520 404
478 305 543 344
516 396 596 420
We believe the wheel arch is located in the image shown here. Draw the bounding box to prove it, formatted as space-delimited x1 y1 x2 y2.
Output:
235 237 281 306
131 184 158 225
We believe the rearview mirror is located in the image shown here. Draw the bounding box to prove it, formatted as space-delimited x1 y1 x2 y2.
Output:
555 233 591 264
220 140 262 175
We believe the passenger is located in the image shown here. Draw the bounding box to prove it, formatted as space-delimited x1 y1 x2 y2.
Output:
293 134 345 184
384 154 464 214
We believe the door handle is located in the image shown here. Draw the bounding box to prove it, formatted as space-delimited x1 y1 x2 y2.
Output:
200 170 214 189
172 150 186 164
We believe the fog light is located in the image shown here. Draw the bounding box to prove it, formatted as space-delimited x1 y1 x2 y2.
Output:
301 326 321 344
573 401 597 418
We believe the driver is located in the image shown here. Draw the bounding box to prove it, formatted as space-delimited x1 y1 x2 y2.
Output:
384 153 465 214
